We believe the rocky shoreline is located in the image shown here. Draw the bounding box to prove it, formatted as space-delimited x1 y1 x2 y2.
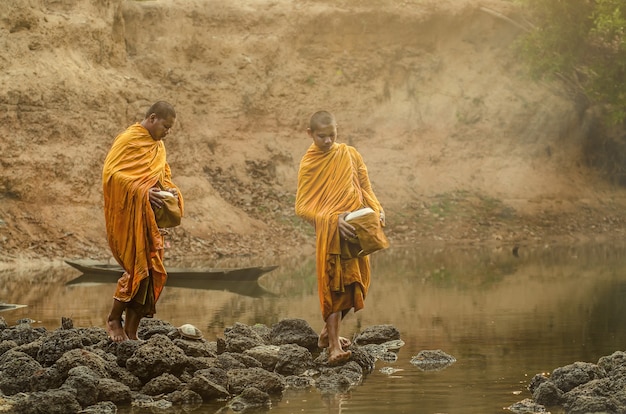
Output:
1 313 621 413
0 316 429 413
509 351 626 414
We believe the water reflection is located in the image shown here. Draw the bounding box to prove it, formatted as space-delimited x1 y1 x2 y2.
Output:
1 244 626 413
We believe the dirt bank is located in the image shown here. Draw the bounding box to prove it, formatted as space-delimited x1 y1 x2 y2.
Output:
1 0 625 268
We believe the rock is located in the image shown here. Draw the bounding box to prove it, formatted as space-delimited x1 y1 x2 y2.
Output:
0 317 404 412
64 366 100 407
551 361 606 393
78 401 117 414
410 349 456 371
270 318 319 350
0 350 43 395
227 367 286 395
11 388 81 414
97 378 132 405
224 322 266 353
244 344 280 371
141 372 182 396
125 334 188 381
227 386 271 411
532 380 564 406
353 324 400 345
274 344 314 375
37 329 85 366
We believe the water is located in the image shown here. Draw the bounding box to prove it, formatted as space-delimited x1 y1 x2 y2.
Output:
3 243 626 413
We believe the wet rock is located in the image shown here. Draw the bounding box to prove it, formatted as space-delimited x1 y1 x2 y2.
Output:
346 345 376 373
173 337 217 358
186 367 230 401
137 318 176 340
37 329 85 366
141 372 182 396
315 371 353 395
131 393 173 409
55 348 109 378
0 350 42 395
0 318 403 412
507 398 547 413
64 366 100 407
13 337 43 359
336 361 364 385
30 365 64 391
564 394 617 414
227 386 271 411
528 373 549 394
0 339 17 356
532 379 564 406
125 334 188 381
284 374 315 389
165 388 203 408
108 338 142 367
410 349 457 371
61 317 73 330
97 378 132 405
597 350 626 376
274 344 314 376
217 351 262 370
103 360 142 391
227 367 286 395
270 318 319 351
78 401 117 414
551 361 606 392
0 323 45 345
11 387 81 414
224 322 266 353
353 324 400 345
525 352 626 413
251 323 272 343
244 344 280 371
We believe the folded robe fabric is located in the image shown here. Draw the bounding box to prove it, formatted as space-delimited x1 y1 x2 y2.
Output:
102 123 184 313
295 142 384 320
341 208 389 259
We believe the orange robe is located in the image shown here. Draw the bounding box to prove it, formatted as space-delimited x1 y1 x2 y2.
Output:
102 123 184 315
295 142 384 321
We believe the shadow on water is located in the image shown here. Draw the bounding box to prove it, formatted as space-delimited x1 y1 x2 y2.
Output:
2 243 626 413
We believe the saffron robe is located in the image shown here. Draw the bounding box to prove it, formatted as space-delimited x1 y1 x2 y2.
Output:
295 142 384 321
102 123 184 314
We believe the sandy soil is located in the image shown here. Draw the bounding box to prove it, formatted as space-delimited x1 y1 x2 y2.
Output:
1 0 625 270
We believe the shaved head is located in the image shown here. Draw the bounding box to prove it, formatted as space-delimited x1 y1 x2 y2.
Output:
145 101 176 120
309 110 336 131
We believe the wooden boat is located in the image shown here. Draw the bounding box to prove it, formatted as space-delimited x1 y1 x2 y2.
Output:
65 260 278 298
65 260 277 282
0 303 27 313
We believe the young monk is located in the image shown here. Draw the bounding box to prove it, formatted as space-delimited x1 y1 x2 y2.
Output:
102 101 184 342
295 110 385 365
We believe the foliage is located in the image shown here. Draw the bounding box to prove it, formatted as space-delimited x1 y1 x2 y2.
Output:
519 0 626 124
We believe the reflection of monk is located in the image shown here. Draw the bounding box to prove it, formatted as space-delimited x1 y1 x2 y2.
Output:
102 101 183 342
295 111 385 365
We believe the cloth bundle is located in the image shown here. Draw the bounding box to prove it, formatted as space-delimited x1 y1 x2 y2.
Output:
154 191 181 228
341 207 389 259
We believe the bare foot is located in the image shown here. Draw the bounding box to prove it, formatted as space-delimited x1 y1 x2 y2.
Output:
107 318 128 342
318 334 352 349
328 349 352 366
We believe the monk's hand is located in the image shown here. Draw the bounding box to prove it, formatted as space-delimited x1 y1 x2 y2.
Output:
338 212 356 241
166 187 179 198
148 187 166 209
379 210 386 226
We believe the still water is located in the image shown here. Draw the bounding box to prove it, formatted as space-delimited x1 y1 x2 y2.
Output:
2 243 626 413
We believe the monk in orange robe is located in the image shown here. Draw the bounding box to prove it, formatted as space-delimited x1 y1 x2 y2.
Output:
295 111 385 365
102 101 184 342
